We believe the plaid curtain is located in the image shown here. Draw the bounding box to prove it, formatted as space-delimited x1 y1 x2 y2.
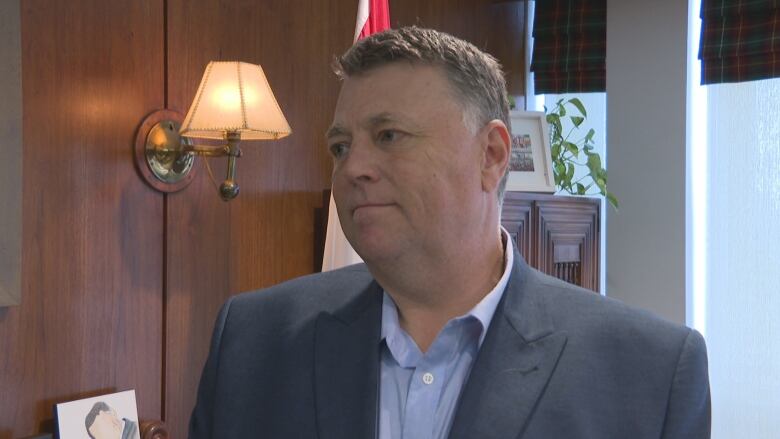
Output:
530 0 607 94
699 0 780 84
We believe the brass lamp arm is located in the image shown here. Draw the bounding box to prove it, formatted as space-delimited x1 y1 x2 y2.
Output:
182 144 243 158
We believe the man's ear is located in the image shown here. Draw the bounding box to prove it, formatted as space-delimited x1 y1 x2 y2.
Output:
480 120 511 193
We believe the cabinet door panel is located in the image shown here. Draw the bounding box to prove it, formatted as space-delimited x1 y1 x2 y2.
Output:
500 193 534 264
501 192 600 292
534 199 600 292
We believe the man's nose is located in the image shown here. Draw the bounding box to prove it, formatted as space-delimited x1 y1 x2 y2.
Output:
337 136 380 184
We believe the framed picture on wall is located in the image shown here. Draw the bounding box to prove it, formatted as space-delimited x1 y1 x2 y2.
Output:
54 390 141 439
506 111 555 193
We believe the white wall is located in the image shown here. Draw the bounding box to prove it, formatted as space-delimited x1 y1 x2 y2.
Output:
606 0 689 323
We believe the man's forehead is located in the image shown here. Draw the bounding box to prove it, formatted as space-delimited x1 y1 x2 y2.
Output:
328 65 460 136
359 62 449 89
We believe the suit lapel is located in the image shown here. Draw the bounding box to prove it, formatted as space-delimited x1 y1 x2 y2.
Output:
314 280 383 439
448 254 568 439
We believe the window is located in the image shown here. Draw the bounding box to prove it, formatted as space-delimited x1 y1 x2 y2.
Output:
688 0 780 435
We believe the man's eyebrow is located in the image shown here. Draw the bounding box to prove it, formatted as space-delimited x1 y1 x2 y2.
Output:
366 112 400 127
325 125 349 140
326 112 420 140
366 112 423 133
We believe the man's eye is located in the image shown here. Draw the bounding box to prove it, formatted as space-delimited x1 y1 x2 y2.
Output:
377 130 400 143
329 142 349 158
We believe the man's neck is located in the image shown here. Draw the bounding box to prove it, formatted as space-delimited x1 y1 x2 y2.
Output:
371 228 506 353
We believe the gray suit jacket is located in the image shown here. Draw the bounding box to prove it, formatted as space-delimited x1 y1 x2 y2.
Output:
189 252 710 438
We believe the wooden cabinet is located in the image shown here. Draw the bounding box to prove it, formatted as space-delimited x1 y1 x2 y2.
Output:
501 192 601 292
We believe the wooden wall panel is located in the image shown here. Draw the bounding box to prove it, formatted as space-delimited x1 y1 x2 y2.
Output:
391 0 526 95
0 1 165 438
164 1 357 437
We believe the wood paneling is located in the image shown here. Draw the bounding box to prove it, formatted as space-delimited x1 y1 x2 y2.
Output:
164 1 357 437
0 1 165 438
392 0 526 94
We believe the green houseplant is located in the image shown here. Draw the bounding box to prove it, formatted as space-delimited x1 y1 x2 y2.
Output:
545 98 618 209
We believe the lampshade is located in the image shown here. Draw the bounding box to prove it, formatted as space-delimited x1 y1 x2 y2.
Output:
180 61 292 140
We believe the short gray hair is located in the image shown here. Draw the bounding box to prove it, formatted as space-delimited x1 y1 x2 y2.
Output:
333 26 511 204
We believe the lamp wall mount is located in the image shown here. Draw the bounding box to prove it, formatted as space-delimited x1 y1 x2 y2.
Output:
134 109 243 200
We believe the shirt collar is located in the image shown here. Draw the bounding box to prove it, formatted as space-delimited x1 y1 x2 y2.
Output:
381 227 514 349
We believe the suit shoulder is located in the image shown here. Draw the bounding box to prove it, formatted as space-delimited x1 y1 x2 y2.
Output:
527 268 693 349
223 264 375 326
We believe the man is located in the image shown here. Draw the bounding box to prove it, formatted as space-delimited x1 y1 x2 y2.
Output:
84 401 139 439
189 27 710 439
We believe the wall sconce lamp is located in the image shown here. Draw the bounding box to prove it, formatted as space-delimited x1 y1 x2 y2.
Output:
134 61 291 200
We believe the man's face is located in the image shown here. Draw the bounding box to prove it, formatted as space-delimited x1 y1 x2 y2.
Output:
88 409 122 439
328 63 487 264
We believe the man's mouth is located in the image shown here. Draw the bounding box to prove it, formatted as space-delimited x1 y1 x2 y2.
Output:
352 203 394 215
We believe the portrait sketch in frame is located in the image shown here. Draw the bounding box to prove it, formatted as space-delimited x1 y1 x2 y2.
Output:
506 111 555 193
54 390 141 439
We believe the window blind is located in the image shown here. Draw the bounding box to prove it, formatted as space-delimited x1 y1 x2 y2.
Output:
531 0 606 94
699 0 780 84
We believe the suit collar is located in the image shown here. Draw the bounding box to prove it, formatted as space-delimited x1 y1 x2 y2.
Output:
314 278 383 439
313 250 568 439
448 250 568 439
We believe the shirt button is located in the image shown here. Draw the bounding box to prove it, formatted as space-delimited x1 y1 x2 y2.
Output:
422 372 434 385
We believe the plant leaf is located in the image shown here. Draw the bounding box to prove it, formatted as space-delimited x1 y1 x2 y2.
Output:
570 116 584 128
587 153 602 175
596 178 606 192
557 101 566 117
576 183 586 195
546 113 562 136
585 128 595 143
555 162 566 178
564 141 579 158
606 192 619 209
568 98 587 117
567 163 576 181
551 142 561 159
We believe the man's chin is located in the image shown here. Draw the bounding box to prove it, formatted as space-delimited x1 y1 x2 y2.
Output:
349 233 402 265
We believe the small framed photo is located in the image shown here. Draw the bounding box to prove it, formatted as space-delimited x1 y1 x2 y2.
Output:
506 111 555 193
54 390 141 439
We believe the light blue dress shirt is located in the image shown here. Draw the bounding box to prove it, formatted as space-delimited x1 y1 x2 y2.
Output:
378 228 514 439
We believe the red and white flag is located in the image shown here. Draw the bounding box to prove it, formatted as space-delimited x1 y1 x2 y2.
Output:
354 0 391 41
321 0 390 272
